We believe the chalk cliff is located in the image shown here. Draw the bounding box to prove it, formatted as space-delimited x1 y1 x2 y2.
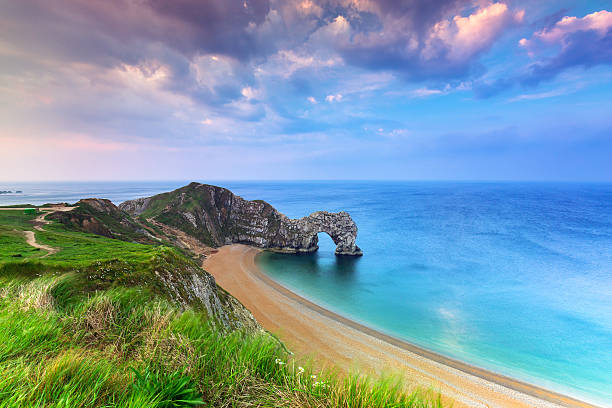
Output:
119 182 363 256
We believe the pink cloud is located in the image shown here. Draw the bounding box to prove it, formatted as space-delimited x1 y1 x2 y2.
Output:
424 2 524 63
522 10 612 47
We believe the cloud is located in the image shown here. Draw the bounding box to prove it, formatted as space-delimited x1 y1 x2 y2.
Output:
332 1 523 80
138 0 273 60
1 0 606 164
525 10 612 45
507 88 569 102
410 87 444 97
325 93 343 102
0 0 527 123
520 10 612 84
424 3 523 63
263 49 341 78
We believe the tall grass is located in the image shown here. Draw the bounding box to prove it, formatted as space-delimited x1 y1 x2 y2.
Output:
0 267 445 408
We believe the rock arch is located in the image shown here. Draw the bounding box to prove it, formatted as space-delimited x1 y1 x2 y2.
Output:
290 211 362 256
259 211 362 256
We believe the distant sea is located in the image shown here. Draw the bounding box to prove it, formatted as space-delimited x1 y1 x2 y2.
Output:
2 181 612 406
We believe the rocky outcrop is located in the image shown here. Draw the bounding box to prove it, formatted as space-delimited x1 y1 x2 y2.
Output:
120 182 363 256
48 198 160 244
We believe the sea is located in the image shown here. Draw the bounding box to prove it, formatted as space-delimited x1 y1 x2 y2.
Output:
2 181 611 406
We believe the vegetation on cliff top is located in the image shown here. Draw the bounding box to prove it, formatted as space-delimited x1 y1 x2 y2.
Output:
0 207 443 407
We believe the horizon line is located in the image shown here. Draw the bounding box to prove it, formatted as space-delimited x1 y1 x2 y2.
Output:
2 179 612 184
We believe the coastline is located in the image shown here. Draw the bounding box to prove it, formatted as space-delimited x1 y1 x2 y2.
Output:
203 244 600 408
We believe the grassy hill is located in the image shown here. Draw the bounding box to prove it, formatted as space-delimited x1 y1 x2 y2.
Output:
0 207 443 408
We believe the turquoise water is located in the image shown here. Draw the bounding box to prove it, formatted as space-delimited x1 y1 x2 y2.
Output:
249 182 612 407
2 181 612 405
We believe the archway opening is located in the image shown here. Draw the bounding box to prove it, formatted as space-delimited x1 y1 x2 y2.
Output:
316 231 336 257
315 232 359 280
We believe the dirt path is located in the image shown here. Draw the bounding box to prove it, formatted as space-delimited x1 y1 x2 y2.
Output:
33 209 53 232
21 230 58 257
203 245 599 408
2 206 75 257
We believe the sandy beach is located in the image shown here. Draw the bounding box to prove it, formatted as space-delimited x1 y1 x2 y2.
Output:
203 244 599 408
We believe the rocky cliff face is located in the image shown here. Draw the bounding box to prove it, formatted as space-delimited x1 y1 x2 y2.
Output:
120 182 363 256
142 250 261 332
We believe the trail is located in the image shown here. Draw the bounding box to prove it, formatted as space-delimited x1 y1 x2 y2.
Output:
2 206 75 258
21 230 58 258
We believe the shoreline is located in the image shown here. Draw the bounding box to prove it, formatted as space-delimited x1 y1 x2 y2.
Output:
203 244 601 408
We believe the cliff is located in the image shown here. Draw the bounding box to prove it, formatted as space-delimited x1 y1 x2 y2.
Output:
45 199 261 332
119 182 362 256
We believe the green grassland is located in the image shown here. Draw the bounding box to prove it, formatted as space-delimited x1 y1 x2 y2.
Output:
0 210 43 262
0 209 443 407
0 210 38 229
0 210 158 265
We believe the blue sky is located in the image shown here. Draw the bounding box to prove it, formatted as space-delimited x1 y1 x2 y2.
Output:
1 0 611 181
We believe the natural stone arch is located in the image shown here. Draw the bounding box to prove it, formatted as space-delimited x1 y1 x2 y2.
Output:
304 211 362 256
272 211 363 256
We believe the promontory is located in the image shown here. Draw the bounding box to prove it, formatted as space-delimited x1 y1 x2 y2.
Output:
119 182 362 256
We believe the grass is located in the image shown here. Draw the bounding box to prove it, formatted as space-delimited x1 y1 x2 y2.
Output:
0 206 445 407
35 225 159 266
0 211 46 261
0 210 38 229
0 210 159 267
0 231 43 261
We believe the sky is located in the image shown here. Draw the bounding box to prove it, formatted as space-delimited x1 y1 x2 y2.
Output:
1 0 611 181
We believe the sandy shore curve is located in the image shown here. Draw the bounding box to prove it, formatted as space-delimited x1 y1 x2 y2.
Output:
203 244 599 408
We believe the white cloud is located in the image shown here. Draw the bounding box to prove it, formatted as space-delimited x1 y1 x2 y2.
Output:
325 93 343 102
264 49 341 78
411 87 443 97
191 54 247 96
241 86 260 100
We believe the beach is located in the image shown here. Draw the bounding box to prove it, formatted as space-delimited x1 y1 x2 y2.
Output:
203 244 598 408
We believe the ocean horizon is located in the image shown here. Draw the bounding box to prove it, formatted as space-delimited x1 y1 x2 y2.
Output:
2 180 611 406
